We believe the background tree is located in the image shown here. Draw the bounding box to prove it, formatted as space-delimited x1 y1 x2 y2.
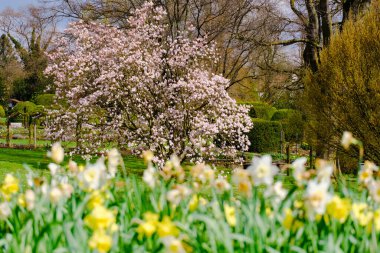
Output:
45 3 252 164
303 0 380 163
0 6 57 101
42 0 289 98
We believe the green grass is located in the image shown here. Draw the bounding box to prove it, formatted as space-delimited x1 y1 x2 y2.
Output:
0 147 146 184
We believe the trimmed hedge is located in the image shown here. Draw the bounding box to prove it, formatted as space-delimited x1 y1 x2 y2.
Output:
248 118 282 153
271 109 304 143
240 102 277 120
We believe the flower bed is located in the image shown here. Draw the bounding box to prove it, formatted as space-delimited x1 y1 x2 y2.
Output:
0 133 379 252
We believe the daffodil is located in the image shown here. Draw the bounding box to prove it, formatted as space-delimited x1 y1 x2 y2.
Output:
78 159 107 191
232 169 252 196
143 164 157 189
136 212 159 239
352 203 373 226
25 190 36 211
315 159 333 183
292 157 308 186
47 142 64 164
213 177 231 193
157 216 179 238
1 174 19 200
224 204 236 227
265 181 287 203
248 155 278 186
374 209 380 231
84 205 116 231
167 185 191 206
87 190 105 210
107 148 122 177
326 195 351 223
283 208 303 231
188 195 199 212
50 187 63 204
341 131 358 150
161 236 186 253
0 202 11 219
304 180 331 217
88 229 112 253
369 180 380 202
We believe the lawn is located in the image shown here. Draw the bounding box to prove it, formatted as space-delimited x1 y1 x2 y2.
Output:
0 147 147 184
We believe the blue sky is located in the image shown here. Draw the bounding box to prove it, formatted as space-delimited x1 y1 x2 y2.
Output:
0 0 39 11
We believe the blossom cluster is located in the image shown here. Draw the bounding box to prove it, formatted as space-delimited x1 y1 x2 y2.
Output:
44 2 252 165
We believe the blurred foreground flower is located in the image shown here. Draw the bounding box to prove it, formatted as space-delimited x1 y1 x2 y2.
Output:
47 142 64 164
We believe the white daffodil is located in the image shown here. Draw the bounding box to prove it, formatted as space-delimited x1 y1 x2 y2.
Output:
25 189 36 211
78 158 107 191
50 187 63 204
341 131 358 150
358 161 376 186
213 177 231 193
316 160 333 183
265 181 288 204
304 179 331 217
161 236 186 253
143 164 157 188
48 163 60 176
167 185 192 206
369 180 380 203
47 142 64 164
292 157 307 185
107 148 122 177
0 202 11 219
248 155 278 186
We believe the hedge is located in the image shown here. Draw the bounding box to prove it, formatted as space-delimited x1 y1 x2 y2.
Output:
248 118 282 153
271 109 304 143
239 102 277 120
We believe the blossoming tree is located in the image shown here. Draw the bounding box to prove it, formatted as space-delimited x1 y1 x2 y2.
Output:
45 2 252 164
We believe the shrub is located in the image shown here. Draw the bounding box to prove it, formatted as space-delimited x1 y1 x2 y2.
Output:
0 105 5 118
303 0 380 162
33 94 55 107
248 118 282 153
240 102 277 120
271 109 304 143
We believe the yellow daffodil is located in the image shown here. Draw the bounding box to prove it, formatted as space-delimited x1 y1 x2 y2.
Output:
88 229 112 253
84 205 116 231
1 174 19 200
188 195 199 212
17 194 26 208
326 195 351 223
224 204 236 227
136 221 157 239
374 209 380 231
352 203 373 226
136 212 159 239
157 216 179 238
87 190 105 210
283 208 303 231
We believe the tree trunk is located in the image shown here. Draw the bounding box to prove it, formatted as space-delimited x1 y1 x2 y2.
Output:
6 117 11 147
318 0 333 47
304 0 320 72
343 0 372 25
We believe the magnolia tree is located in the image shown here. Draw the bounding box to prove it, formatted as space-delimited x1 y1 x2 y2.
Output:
45 2 252 164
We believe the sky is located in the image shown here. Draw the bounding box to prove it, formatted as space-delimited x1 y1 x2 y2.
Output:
0 0 39 11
